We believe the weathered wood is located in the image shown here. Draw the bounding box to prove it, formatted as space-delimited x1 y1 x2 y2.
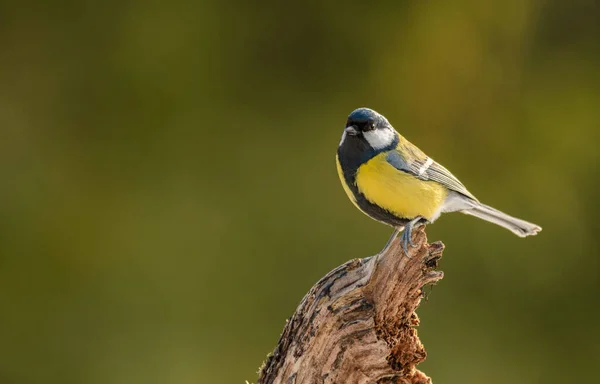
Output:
258 226 444 384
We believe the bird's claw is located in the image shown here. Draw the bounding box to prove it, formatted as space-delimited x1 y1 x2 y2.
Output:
401 227 414 258
400 217 425 258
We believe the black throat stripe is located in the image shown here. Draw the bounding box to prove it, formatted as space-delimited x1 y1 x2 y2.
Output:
337 135 408 227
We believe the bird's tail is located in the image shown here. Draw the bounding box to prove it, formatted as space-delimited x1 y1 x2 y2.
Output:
462 203 541 237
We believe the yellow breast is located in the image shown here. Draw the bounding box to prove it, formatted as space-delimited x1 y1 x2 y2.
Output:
355 152 447 220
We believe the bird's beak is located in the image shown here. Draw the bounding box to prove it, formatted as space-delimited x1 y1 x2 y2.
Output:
344 125 358 135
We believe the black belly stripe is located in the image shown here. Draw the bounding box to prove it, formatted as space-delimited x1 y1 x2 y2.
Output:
337 136 409 227
353 188 410 227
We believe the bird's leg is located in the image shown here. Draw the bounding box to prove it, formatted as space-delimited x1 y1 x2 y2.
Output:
400 217 426 257
378 227 402 256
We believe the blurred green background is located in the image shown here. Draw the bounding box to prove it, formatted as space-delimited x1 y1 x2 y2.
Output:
1 0 599 383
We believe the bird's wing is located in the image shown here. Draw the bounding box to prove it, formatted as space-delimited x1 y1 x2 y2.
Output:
386 148 478 201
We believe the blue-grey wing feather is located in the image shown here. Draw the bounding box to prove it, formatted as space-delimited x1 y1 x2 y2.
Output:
386 150 477 201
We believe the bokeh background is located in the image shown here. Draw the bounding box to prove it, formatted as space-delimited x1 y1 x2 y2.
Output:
1 0 599 383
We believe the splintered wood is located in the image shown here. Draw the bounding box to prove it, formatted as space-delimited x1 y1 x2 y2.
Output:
258 227 444 384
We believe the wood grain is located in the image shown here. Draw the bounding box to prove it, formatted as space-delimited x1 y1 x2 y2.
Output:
258 227 444 384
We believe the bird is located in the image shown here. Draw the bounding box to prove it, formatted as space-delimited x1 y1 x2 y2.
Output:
336 107 541 256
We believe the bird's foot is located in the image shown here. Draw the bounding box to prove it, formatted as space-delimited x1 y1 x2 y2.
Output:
400 217 426 258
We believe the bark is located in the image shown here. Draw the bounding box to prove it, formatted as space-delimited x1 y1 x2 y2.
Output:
258 226 444 384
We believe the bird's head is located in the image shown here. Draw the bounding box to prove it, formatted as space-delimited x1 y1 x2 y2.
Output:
339 108 398 153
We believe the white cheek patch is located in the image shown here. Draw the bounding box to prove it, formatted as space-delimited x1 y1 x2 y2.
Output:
363 128 395 150
338 131 347 147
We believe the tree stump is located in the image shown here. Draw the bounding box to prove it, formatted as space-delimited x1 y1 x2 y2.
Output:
257 226 444 384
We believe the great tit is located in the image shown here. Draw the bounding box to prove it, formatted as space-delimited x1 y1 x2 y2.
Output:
336 107 541 255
